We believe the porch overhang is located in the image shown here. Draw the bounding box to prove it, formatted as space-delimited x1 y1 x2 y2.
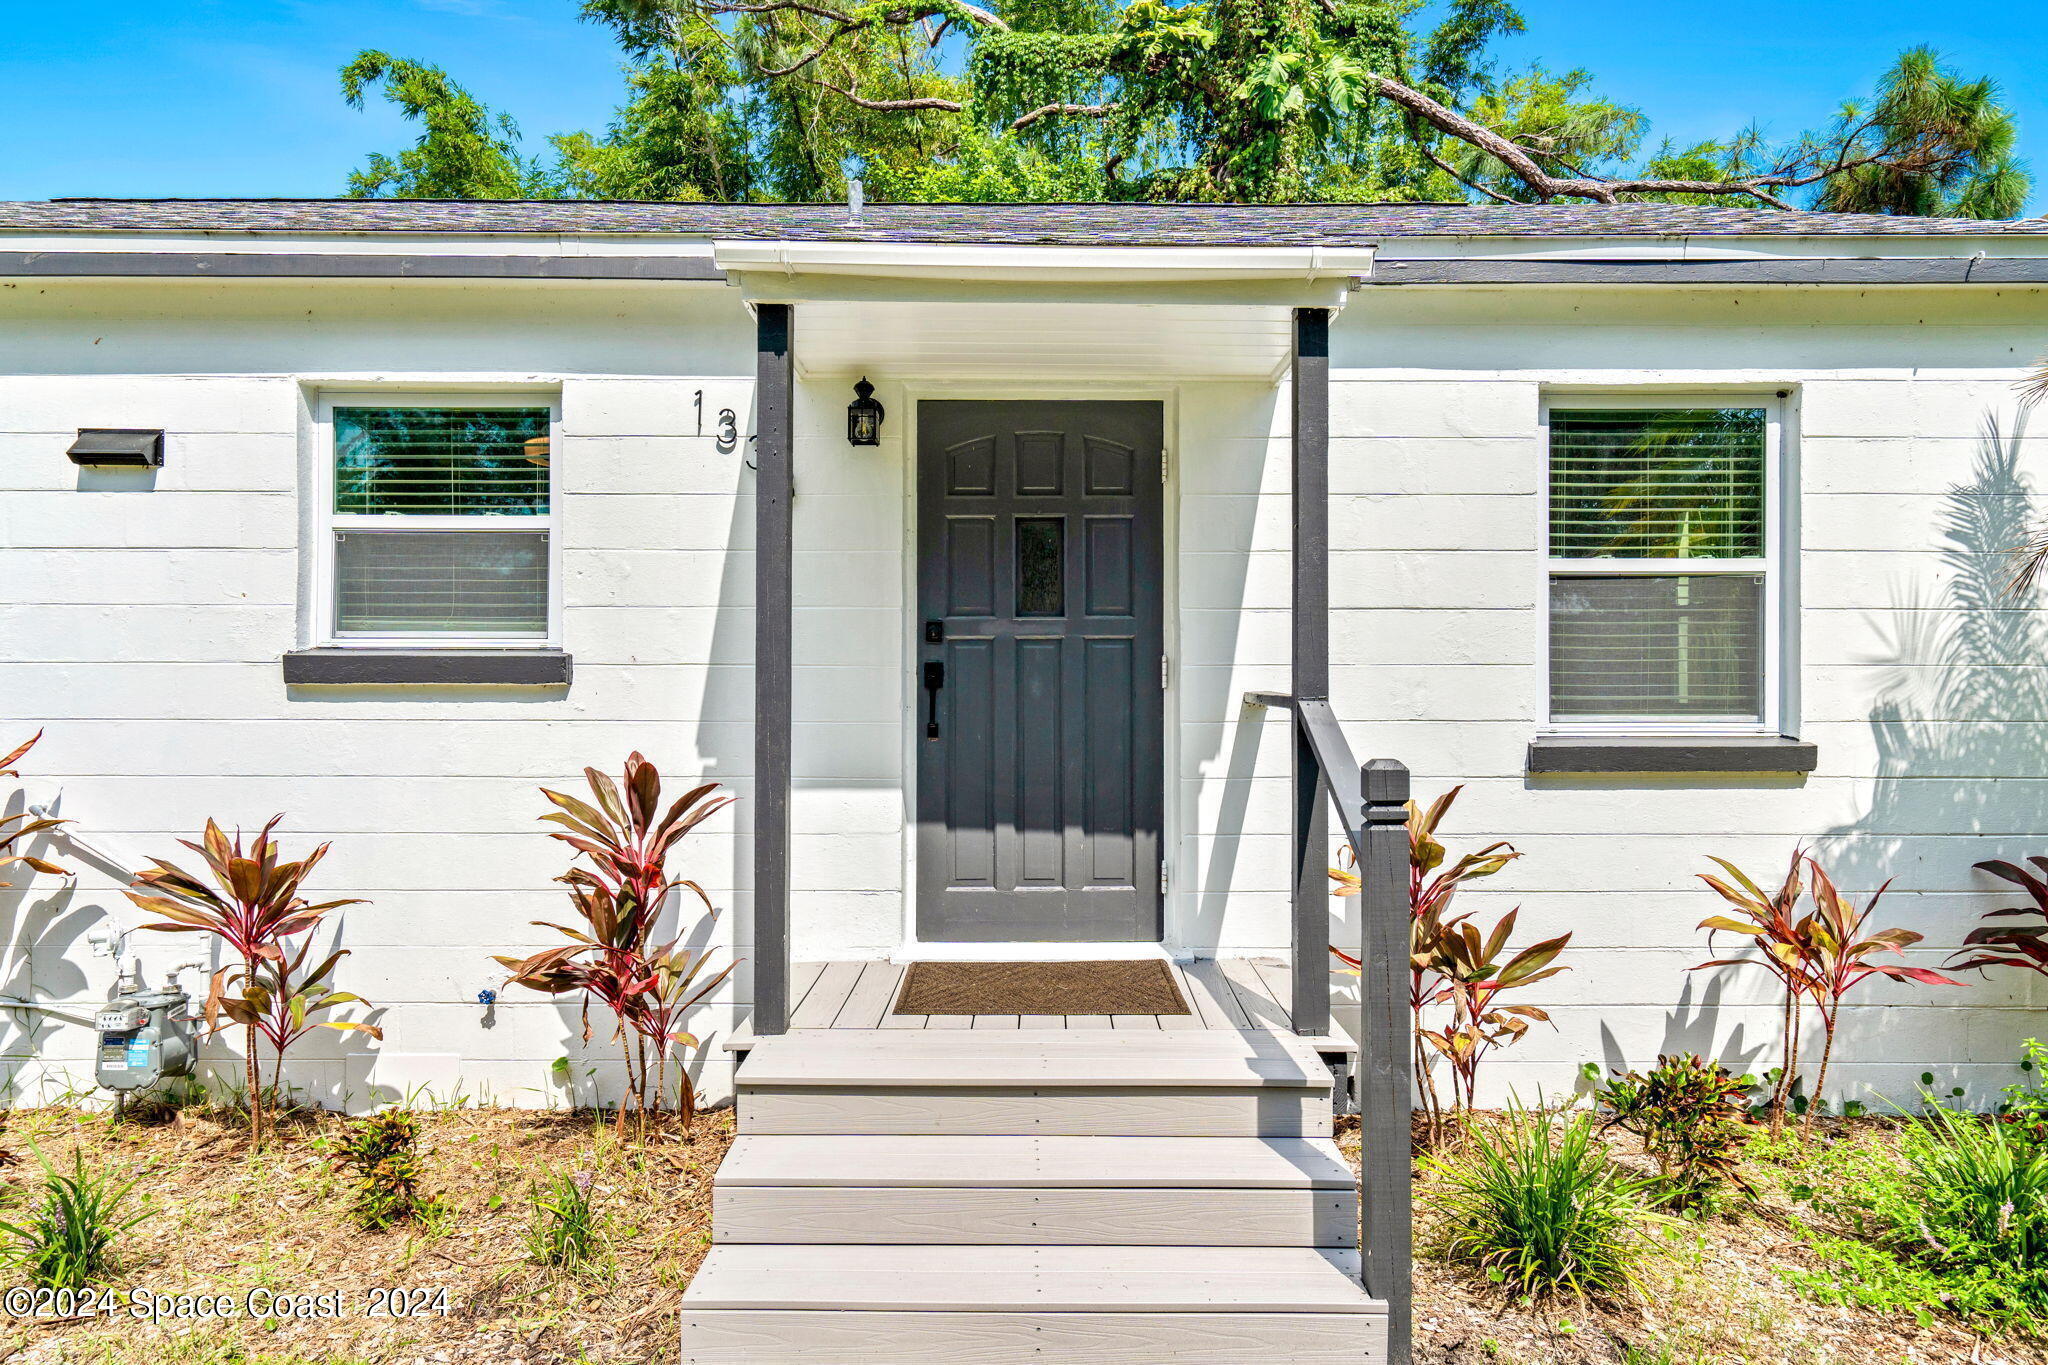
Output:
713 239 1374 294
714 240 1369 381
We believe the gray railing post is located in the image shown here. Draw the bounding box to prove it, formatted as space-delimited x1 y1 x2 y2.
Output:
753 302 794 1037
1358 758 1411 1362
1291 714 1330 1037
1289 306 1331 1038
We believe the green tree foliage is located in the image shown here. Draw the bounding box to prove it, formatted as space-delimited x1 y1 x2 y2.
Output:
340 52 549 199
1810 48 2026 219
340 5 2030 215
550 1 756 200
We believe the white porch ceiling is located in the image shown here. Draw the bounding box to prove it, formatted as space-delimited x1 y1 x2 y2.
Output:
789 300 1300 381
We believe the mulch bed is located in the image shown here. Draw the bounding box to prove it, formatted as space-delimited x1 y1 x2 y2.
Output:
0 1104 732 1365
1338 1113 2048 1365
2 1100 2043 1364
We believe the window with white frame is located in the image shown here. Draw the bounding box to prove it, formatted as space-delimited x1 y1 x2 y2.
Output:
1543 398 1780 730
319 397 558 646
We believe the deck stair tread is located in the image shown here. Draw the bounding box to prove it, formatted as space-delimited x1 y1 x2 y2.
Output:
691 1011 1382 1360
736 1027 1332 1089
715 1135 1353 1188
684 1245 1382 1313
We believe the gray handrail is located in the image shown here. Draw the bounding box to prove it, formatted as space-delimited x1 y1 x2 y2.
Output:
1244 690 1411 1363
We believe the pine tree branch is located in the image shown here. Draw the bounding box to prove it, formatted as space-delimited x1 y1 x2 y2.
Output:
760 32 859 78
1417 143 1524 204
1010 102 1119 131
704 0 863 23
1368 74 1873 207
701 0 1007 30
807 77 964 114
743 0 1979 210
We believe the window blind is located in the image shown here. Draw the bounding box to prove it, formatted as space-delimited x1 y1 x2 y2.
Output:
335 407 551 515
1549 408 1765 558
334 530 548 637
1549 575 1764 719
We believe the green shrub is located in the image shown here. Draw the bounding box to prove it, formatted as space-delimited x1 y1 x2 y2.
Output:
1596 1053 1757 1212
0 1147 150 1288
1789 1100 2048 1332
1785 1224 2040 1333
1996 1039 2048 1146
526 1171 603 1272
1889 1105 2048 1296
333 1109 434 1230
1428 1107 1655 1299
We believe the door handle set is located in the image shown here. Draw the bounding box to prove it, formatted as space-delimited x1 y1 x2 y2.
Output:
923 660 945 738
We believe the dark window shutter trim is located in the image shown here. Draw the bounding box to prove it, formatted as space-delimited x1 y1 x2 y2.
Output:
282 649 571 687
1527 735 1816 774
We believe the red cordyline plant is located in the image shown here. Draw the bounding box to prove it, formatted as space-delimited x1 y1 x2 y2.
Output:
639 937 735 1128
1949 857 2048 979
1332 787 1558 1139
1697 850 1961 1133
1695 851 1810 1131
1802 861 1963 1108
498 753 734 1135
1419 907 1570 1119
216 934 383 1112
496 880 664 1135
0 733 68 886
125 817 373 1145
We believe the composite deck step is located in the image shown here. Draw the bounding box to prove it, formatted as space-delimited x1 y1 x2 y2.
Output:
685 1244 1379 1311
712 1135 1357 1247
736 1027 1335 1089
715 1134 1355 1188
695 1026 1371 1360
736 1028 1335 1136
679 1245 1388 1363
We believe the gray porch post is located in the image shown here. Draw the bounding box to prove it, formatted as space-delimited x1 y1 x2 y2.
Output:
753 303 794 1037
1290 307 1332 1038
1361 758 1413 1362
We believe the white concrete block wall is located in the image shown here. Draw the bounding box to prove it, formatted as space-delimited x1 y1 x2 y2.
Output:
1172 382 1297 956
1326 284 2048 1108
4 270 2045 1115
1 278 760 1110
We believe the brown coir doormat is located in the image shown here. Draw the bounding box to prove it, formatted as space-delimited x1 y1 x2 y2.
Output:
894 960 1190 1016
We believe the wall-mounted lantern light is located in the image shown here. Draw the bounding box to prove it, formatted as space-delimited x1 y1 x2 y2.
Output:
67 429 164 468
846 377 884 447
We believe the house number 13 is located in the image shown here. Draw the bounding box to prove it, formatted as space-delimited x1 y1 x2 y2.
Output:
694 389 739 453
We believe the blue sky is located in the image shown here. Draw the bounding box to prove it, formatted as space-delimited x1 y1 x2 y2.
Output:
1 0 2040 211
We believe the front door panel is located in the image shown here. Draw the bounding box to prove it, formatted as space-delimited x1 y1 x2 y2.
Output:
915 401 1165 942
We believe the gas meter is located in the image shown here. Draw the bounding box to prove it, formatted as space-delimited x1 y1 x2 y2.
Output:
94 989 195 1092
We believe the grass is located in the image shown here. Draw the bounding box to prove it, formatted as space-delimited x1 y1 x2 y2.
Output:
1780 1103 2048 1336
525 1171 606 1273
0 1144 152 1288
1428 1107 1657 1300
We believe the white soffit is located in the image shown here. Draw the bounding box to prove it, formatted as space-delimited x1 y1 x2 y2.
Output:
716 239 1358 379
791 300 1298 380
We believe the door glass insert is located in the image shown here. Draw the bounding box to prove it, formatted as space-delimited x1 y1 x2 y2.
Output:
1016 517 1065 616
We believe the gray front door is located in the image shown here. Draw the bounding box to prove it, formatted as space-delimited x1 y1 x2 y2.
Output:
915 401 1165 942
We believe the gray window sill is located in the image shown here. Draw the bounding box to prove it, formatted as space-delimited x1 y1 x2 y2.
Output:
1527 735 1817 774
282 649 572 687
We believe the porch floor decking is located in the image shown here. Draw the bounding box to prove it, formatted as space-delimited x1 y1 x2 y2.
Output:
764 957 1307 1035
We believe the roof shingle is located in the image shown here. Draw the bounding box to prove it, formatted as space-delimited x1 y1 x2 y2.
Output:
2 199 2043 242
